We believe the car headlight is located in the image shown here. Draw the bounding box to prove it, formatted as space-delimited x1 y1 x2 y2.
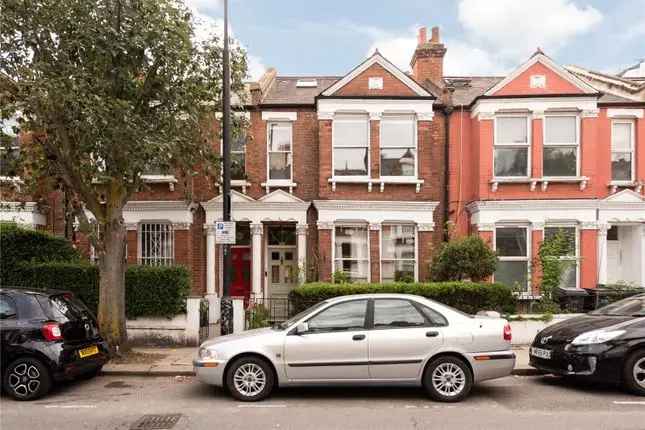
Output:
199 347 218 360
571 329 625 345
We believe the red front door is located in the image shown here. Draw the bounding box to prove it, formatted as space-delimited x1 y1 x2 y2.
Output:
230 247 252 300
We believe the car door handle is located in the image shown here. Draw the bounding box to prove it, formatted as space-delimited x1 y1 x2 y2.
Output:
352 334 366 341
426 331 439 338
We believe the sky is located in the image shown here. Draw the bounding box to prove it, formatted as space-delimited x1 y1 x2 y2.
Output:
185 0 645 80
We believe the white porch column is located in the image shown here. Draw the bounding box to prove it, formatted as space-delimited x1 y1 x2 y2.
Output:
251 223 263 298
296 223 307 284
597 224 609 285
206 226 216 296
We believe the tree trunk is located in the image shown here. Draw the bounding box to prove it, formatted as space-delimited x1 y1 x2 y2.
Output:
97 214 128 352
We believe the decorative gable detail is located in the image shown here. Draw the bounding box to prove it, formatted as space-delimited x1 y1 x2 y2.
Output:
321 52 433 98
485 52 598 97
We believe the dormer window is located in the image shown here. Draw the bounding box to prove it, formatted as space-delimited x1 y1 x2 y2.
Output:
494 116 530 178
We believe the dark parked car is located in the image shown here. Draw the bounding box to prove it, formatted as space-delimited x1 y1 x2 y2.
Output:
530 293 645 395
0 288 109 400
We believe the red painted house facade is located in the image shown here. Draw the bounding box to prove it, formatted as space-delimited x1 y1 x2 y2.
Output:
2 26 644 302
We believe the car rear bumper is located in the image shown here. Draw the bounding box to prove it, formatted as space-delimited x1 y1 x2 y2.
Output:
51 340 110 381
468 351 516 383
194 359 227 386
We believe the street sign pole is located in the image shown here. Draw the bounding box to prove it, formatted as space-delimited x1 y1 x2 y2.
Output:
221 0 233 335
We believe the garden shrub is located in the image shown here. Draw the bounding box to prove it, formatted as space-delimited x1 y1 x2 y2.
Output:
289 281 516 315
430 236 497 282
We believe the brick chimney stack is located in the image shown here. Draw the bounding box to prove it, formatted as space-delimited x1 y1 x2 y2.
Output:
411 26 447 88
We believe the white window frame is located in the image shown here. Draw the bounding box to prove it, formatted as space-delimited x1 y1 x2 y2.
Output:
220 134 247 182
493 224 531 292
332 223 370 283
379 114 418 179
493 115 531 179
543 224 580 290
138 221 175 266
266 121 293 185
379 223 418 283
543 114 580 178
331 114 370 180
610 119 635 183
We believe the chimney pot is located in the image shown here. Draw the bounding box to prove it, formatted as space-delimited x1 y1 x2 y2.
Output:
417 27 427 45
431 26 440 43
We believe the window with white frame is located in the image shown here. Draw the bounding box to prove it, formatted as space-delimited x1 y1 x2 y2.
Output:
381 224 416 282
544 226 578 289
544 115 578 177
267 122 292 181
231 132 246 180
494 116 530 177
380 114 416 177
611 120 635 182
495 226 529 291
333 114 369 177
139 222 174 265
334 225 369 282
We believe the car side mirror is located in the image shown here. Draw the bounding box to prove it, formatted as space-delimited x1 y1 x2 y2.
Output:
296 322 309 335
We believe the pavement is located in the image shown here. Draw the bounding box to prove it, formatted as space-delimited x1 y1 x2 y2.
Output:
3 374 644 430
102 345 538 377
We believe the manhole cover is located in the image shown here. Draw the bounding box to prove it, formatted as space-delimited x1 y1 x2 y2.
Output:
130 414 182 430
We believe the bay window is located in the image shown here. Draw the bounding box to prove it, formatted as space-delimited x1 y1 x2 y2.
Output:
139 222 174 266
381 224 416 282
333 114 369 177
267 122 292 181
494 116 529 178
334 225 369 282
611 121 634 182
544 115 578 177
495 226 529 291
544 226 578 289
380 114 416 177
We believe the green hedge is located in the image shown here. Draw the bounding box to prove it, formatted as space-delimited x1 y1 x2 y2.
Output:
4 262 190 318
289 282 517 315
0 222 81 281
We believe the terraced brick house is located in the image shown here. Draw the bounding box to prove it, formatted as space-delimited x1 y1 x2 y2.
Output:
2 26 644 305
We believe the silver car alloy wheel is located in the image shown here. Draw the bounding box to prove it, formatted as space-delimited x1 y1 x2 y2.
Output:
432 362 466 397
233 363 266 397
8 363 41 398
633 357 645 389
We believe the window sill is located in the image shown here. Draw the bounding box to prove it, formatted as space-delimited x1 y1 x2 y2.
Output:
218 180 251 194
490 176 589 192
261 181 297 194
328 177 424 193
141 174 178 191
608 180 643 194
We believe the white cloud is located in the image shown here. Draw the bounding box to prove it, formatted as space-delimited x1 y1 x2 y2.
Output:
458 0 602 62
184 0 266 81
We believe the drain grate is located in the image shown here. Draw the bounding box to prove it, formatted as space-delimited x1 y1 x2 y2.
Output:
130 414 182 430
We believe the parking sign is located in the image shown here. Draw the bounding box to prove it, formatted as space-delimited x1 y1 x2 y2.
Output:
215 221 236 244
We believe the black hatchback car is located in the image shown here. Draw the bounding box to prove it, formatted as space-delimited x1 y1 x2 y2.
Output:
0 288 109 400
530 293 645 395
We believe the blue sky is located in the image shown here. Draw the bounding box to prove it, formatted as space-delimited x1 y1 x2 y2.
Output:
186 0 645 79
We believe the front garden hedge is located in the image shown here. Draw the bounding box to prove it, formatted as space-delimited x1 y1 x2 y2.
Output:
289 282 516 314
4 262 190 318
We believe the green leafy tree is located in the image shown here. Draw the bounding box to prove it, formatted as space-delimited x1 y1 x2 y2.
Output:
430 236 497 282
538 229 575 305
0 0 247 349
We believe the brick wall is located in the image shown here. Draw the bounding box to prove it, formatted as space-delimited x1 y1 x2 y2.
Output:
334 63 417 97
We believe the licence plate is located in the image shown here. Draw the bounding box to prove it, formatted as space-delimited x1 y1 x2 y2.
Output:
78 345 99 358
530 347 552 360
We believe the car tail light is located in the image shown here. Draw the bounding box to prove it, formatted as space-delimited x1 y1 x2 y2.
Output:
503 322 512 342
42 322 63 341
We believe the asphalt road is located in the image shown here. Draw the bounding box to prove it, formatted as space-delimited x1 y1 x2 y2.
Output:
1 374 644 430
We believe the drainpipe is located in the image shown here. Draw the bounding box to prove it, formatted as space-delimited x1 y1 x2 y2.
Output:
442 87 455 242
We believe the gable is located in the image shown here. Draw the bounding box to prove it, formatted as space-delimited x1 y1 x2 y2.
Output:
486 54 597 97
321 53 433 98
258 189 305 203
334 63 417 97
603 189 644 203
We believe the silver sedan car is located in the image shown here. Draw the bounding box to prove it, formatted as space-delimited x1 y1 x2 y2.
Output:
194 294 515 402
